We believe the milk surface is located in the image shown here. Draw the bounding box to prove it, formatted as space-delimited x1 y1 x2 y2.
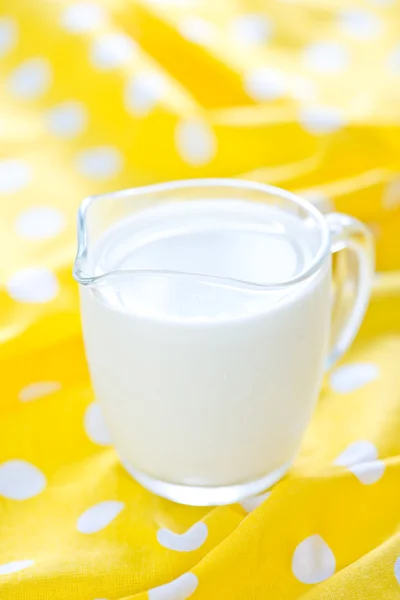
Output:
81 199 331 486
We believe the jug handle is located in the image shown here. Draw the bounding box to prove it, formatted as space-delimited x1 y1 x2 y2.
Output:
325 213 375 370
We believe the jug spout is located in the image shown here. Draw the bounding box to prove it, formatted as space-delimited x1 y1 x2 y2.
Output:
73 188 142 287
73 184 174 287
73 194 94 286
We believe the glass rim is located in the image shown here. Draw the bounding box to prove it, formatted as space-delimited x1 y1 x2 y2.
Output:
73 177 331 291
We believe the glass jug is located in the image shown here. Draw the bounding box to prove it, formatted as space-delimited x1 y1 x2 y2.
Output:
73 178 374 506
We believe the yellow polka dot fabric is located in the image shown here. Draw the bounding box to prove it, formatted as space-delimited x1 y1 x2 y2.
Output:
1 0 400 598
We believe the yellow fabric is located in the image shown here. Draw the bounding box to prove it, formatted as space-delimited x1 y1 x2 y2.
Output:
1 0 400 598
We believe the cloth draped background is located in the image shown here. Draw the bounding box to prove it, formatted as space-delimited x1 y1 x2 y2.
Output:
1 0 400 598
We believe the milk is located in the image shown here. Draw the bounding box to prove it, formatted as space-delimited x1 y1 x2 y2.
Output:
80 199 331 488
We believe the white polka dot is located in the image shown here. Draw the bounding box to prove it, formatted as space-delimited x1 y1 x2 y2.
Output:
46 101 87 138
383 177 400 209
18 381 62 402
61 3 107 32
0 560 34 576
394 556 400 584
0 460 46 500
157 522 208 552
175 119 216 166
334 440 378 466
0 159 32 194
7 58 52 99
84 402 111 446
0 17 17 57
244 67 287 101
178 17 216 45
334 441 385 484
77 501 124 534
349 460 385 484
16 207 65 239
90 33 137 70
6 268 59 303
240 491 271 513
76 146 123 179
231 14 272 45
300 190 334 214
330 363 380 393
292 535 336 584
303 42 349 73
299 105 345 134
124 72 166 116
149 573 198 600
339 9 382 39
